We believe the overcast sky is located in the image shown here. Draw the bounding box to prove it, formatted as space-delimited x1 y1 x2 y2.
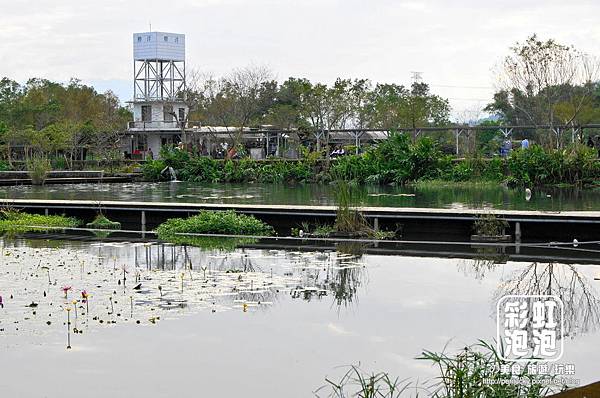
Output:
1 0 600 118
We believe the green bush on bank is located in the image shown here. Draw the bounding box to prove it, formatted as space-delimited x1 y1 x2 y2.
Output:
141 136 600 187
507 144 598 186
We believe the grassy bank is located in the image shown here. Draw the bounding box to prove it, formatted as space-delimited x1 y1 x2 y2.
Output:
143 134 600 187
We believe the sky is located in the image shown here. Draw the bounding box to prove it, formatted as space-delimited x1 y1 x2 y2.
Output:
1 0 600 119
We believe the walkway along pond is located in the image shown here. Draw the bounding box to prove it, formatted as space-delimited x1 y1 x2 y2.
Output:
2 197 600 242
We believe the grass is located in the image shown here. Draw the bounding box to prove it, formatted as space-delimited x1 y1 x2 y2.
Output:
0 209 80 233
316 340 561 398
156 210 274 249
418 340 559 397
317 365 412 397
334 181 377 237
26 156 51 185
410 179 502 189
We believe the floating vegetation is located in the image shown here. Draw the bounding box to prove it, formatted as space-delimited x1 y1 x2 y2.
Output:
0 209 80 233
86 214 121 230
156 210 274 249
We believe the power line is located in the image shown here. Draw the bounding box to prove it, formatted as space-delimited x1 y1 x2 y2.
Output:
447 97 492 101
430 84 494 90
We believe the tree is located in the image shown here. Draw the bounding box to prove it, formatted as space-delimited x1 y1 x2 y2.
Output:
488 34 600 147
0 76 130 165
165 68 205 146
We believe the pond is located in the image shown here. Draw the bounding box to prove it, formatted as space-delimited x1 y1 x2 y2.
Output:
1 236 599 397
1 182 600 211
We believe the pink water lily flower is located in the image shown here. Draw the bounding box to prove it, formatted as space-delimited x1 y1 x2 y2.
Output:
61 286 72 298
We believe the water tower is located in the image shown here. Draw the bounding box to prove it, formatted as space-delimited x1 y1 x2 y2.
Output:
128 32 188 158
133 31 186 101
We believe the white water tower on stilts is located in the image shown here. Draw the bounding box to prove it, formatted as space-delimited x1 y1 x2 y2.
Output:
127 31 188 158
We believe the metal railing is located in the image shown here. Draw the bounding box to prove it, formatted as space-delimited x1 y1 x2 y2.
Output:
128 120 186 130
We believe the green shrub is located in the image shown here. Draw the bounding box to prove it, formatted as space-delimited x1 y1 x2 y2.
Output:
142 159 167 181
159 145 191 170
141 135 598 187
507 144 599 186
180 156 223 182
409 136 445 181
27 156 51 185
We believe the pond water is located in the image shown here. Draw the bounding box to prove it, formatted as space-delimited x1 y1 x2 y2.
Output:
1 236 599 397
1 182 600 211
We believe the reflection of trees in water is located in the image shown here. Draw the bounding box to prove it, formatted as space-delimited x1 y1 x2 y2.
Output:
494 262 600 337
458 248 508 280
291 251 367 309
129 242 368 309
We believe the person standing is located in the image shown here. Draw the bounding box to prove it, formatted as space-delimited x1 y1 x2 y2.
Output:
521 138 529 149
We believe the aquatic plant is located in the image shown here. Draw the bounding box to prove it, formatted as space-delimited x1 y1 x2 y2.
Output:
61 285 72 299
0 209 80 233
26 155 51 186
316 365 412 397
72 299 78 320
472 214 509 237
418 340 559 397
81 290 89 314
65 306 72 349
86 214 121 230
41 265 51 283
317 340 560 398
333 181 376 238
156 210 274 248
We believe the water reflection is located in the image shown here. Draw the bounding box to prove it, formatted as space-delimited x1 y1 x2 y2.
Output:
494 262 600 338
458 247 508 280
0 239 370 346
1 181 600 211
289 250 366 309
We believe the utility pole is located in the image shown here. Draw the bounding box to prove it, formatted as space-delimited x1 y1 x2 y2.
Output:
411 71 423 84
409 72 423 141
